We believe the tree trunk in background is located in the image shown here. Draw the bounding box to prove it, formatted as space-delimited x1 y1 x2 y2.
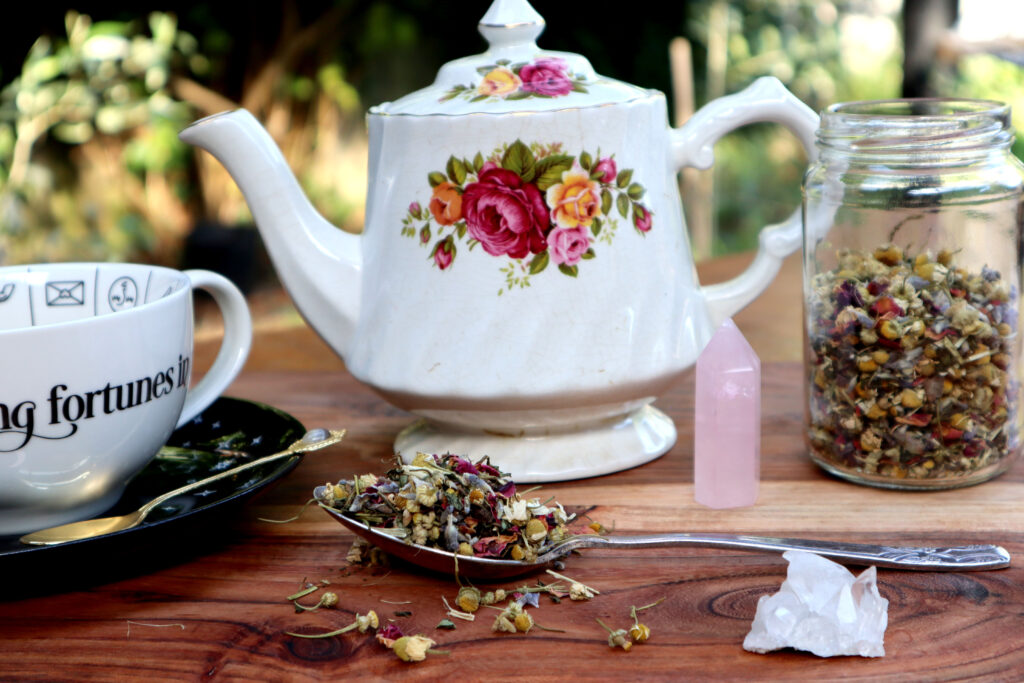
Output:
902 0 960 97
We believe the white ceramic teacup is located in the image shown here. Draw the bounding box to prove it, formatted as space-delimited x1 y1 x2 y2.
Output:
0 263 252 535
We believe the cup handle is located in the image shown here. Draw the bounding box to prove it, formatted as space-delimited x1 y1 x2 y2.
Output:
176 270 253 428
670 76 819 328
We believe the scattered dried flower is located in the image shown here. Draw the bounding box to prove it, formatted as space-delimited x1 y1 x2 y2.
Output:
546 570 599 601
596 618 632 651
456 586 481 613
492 614 517 633
627 597 664 644
629 623 650 642
376 623 404 648
392 635 437 662
514 611 534 633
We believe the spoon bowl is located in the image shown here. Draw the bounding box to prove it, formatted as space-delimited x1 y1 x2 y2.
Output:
321 505 1011 580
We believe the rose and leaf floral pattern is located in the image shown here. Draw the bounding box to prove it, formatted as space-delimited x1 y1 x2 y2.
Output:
400 139 653 295
440 57 588 103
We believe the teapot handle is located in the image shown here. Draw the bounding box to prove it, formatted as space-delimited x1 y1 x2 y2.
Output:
670 76 819 327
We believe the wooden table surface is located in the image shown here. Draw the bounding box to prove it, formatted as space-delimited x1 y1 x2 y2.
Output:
3 253 1022 680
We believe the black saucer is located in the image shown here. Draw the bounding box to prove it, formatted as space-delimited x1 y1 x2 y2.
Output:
0 397 305 598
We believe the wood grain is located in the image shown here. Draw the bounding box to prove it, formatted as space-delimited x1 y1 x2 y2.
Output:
2 254 1021 680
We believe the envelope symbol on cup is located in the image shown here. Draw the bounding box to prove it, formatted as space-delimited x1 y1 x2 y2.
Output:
46 281 85 306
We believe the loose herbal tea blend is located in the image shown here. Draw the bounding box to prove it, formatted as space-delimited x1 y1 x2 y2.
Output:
315 453 577 561
806 245 1021 486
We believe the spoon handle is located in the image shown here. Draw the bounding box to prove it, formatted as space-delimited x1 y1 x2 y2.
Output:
137 429 346 519
567 533 1010 571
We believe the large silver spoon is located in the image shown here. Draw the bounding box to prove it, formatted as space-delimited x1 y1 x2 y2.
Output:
20 428 346 546
320 505 1010 580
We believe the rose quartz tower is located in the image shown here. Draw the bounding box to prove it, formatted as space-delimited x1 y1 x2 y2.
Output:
694 318 761 508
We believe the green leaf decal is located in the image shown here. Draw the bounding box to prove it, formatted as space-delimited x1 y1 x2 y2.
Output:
456 222 467 239
616 193 630 218
616 169 633 188
591 217 602 237
600 188 613 215
505 91 531 101
533 154 574 191
529 251 550 274
571 83 588 93
581 248 596 260
447 156 467 184
579 151 593 171
558 264 579 277
502 140 536 181
477 65 494 75
472 152 484 173
428 171 447 188
627 182 645 200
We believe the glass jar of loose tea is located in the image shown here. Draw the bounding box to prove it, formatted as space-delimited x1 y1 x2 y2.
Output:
803 99 1024 489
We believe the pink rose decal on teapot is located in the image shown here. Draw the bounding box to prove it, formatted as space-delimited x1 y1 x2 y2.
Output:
400 140 653 294
441 57 588 103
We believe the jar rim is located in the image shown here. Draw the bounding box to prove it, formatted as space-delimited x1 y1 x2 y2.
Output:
818 97 1013 155
824 97 1009 120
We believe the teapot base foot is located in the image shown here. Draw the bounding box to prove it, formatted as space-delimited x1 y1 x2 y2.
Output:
394 404 676 482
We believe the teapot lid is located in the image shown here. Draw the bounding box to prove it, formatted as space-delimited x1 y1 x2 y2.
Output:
371 0 650 116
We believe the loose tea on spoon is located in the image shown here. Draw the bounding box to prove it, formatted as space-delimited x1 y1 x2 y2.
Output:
315 453 583 562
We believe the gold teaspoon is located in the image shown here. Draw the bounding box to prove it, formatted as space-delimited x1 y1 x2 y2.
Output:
19 428 346 546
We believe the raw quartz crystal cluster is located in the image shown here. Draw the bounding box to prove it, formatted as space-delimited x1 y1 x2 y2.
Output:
743 550 889 658
806 245 1020 484
694 318 761 508
315 453 574 561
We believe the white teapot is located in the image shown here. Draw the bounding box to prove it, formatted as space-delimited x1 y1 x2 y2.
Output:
179 0 817 481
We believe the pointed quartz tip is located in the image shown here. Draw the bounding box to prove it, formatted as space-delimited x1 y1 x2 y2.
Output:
694 318 761 509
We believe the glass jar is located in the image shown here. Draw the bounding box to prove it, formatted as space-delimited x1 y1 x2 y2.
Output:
802 99 1024 489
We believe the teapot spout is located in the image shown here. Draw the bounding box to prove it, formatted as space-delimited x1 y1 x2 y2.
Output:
179 110 361 359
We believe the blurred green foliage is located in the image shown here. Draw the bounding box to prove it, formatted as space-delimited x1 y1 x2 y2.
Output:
930 53 1024 161
687 0 903 256
4 1 1021 267
0 11 205 264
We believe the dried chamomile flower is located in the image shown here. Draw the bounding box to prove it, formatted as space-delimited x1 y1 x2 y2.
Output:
441 595 475 622
356 611 379 633
392 635 436 662
627 597 664 644
629 623 651 643
546 570 599 601
455 586 481 613
492 614 517 633
596 619 632 652
514 611 534 633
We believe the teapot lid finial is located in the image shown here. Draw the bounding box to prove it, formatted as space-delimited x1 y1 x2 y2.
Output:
479 0 545 52
371 0 648 116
